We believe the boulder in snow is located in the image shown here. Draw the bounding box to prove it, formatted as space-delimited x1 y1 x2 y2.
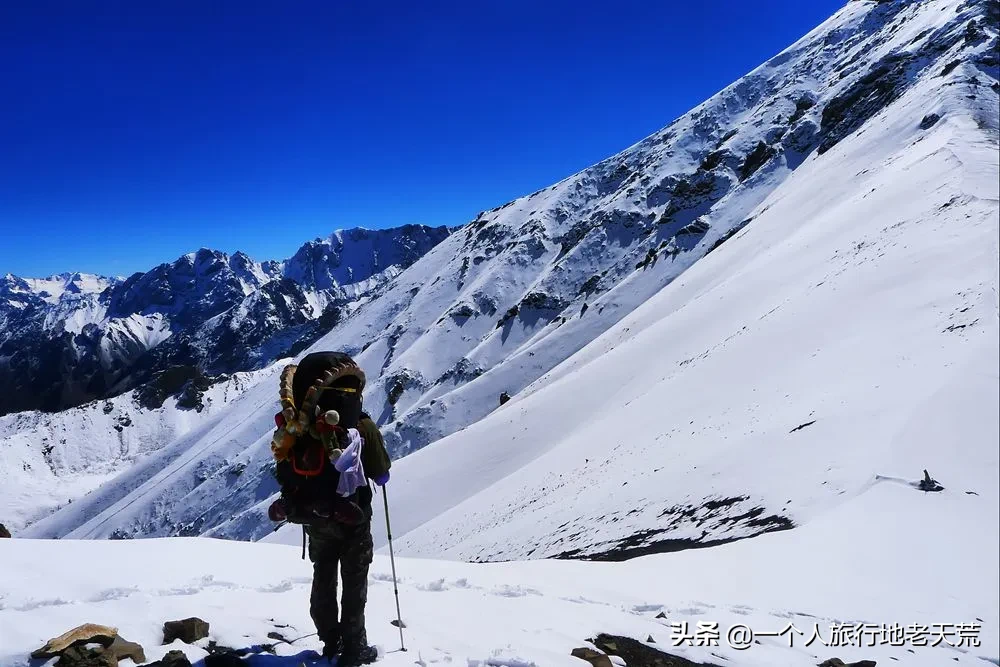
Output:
570 647 614 667
148 649 193 667
54 645 117 667
162 617 210 644
591 633 718 666
106 636 146 664
817 659 877 667
0 523 10 538
918 469 944 492
32 623 118 659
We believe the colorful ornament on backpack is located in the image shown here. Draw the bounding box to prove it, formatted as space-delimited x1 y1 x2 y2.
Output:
270 360 365 463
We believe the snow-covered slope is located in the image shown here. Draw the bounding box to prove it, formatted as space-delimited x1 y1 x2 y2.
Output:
17 0 1000 603
0 225 449 416
0 367 274 533
383 44 999 562
0 536 995 667
273 0 1000 460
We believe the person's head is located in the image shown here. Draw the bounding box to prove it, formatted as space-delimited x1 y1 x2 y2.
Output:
317 372 362 412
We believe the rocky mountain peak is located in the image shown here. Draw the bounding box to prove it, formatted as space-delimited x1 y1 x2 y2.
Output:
0 223 452 416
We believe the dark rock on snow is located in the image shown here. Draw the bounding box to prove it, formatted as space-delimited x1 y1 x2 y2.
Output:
739 141 778 181
106 636 147 664
818 658 878 667
148 650 193 667
0 523 10 538
918 469 944 492
571 647 614 667
162 617 210 644
820 52 916 154
590 633 722 666
55 645 117 667
919 113 941 129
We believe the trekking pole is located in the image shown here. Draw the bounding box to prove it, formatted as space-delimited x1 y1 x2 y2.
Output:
381 486 406 652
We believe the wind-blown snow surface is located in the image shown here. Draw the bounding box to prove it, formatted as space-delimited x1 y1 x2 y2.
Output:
0 537 995 667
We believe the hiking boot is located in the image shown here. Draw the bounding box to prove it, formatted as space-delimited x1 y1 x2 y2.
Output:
338 643 378 666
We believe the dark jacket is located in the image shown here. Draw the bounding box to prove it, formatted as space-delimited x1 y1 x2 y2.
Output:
352 415 390 520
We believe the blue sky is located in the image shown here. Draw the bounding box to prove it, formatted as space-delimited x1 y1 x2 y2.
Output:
0 0 844 278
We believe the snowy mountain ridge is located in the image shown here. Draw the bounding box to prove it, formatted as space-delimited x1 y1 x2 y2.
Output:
0 271 118 307
0 224 450 416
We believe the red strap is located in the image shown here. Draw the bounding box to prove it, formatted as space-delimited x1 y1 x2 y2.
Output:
291 443 326 477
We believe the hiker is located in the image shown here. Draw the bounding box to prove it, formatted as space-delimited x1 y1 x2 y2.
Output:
267 351 391 666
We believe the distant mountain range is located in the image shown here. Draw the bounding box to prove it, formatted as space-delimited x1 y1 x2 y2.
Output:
0 225 450 416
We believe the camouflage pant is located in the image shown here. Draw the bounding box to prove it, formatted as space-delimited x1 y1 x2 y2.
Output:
306 520 373 649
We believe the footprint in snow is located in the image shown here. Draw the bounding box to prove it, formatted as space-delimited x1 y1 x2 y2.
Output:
256 576 312 593
256 581 295 593
676 607 708 616
157 586 200 597
197 575 240 589
491 585 541 598
86 587 140 602
468 655 537 667
416 578 448 592
631 603 665 613
157 576 242 597
14 598 71 611
560 595 611 606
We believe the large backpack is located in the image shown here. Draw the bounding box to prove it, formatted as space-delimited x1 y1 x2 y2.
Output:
270 351 368 525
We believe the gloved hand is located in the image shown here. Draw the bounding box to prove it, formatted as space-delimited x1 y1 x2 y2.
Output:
373 471 390 487
267 497 287 522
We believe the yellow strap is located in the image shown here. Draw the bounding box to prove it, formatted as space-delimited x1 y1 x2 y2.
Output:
317 386 357 393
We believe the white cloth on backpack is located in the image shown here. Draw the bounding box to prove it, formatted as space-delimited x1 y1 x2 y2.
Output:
334 428 367 497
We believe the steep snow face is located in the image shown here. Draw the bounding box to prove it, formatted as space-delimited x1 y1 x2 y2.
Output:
0 367 274 533
302 0 1000 459
0 225 450 416
383 53 999 564
18 0 999 573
